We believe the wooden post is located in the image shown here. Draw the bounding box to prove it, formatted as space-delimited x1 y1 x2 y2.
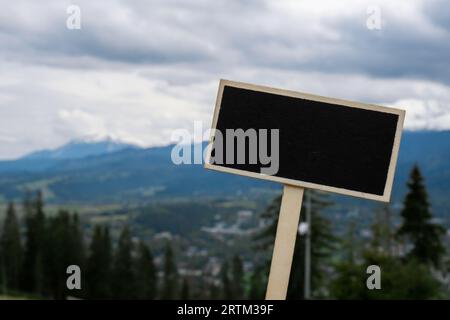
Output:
265 185 304 300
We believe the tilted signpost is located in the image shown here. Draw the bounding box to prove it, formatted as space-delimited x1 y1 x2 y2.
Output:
204 79 405 300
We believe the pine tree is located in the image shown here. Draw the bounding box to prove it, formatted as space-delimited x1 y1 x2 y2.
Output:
45 210 86 299
254 190 335 299
220 261 232 299
0 256 4 295
231 254 244 299
330 201 444 300
209 282 220 300
86 225 112 299
21 191 47 295
20 191 34 293
45 210 69 298
253 195 282 250
370 205 394 255
70 213 86 270
397 165 446 268
342 220 358 264
135 241 157 300
329 260 365 299
248 268 266 299
181 278 190 299
66 212 85 297
288 190 335 299
363 243 443 299
161 242 178 299
112 225 136 299
0 202 23 292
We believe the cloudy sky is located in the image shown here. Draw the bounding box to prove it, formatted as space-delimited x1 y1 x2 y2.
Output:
0 0 449 159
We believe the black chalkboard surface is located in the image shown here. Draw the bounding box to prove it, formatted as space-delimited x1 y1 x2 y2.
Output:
205 80 405 202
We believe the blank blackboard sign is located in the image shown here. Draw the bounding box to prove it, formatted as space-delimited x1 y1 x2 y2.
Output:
205 80 405 202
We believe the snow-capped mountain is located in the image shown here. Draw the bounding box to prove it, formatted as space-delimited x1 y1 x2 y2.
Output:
22 136 141 160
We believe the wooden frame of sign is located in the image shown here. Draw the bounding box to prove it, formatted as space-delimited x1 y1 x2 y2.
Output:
204 79 405 300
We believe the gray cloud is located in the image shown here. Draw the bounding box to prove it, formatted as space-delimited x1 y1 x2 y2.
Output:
1 0 449 82
0 0 449 159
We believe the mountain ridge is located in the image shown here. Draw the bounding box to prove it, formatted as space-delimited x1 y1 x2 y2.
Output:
0 130 448 220
21 137 140 160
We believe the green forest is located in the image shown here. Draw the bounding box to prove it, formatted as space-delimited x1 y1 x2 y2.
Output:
0 165 448 299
